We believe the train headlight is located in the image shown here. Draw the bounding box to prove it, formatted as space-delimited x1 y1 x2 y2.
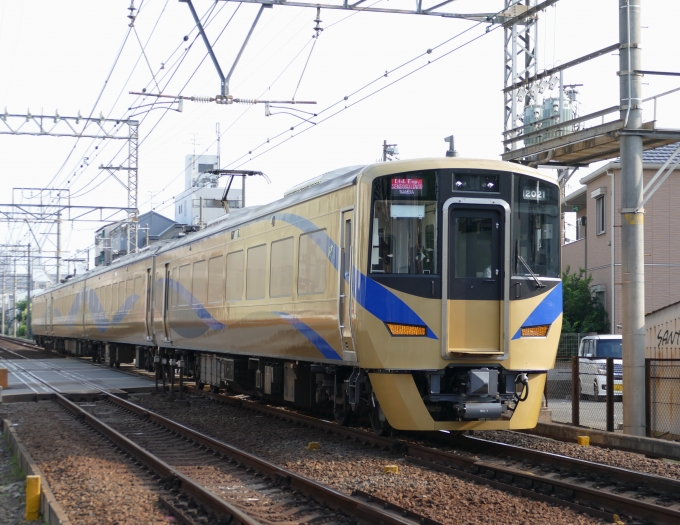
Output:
520 325 550 337
385 323 427 337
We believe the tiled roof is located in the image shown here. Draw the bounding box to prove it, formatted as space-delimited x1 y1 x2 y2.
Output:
616 142 680 164
642 142 680 163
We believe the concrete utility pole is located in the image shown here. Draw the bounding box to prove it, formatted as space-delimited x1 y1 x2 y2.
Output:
619 0 645 436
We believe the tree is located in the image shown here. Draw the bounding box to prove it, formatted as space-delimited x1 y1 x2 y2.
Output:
561 266 609 334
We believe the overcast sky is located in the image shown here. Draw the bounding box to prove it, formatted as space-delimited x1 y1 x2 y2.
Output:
1 0 678 281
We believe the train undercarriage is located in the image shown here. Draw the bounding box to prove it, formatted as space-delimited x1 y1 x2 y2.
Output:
34 335 531 435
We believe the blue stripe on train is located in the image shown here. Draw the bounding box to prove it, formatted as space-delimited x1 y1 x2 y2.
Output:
511 282 563 340
273 312 342 360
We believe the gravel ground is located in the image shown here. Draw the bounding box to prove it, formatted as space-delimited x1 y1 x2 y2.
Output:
3 402 174 525
131 393 605 525
474 430 680 479
0 427 41 525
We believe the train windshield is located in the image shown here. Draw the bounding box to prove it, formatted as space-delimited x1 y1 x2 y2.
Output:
512 176 560 278
370 171 438 274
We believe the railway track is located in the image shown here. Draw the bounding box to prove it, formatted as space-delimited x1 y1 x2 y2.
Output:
3 351 444 525
0 333 55 359
186 386 680 525
14 339 680 523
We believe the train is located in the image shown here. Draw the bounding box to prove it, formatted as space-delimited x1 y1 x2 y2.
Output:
31 157 562 434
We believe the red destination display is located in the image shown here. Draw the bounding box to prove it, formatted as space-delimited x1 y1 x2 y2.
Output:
391 178 423 195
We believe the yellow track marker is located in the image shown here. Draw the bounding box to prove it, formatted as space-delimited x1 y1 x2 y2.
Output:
577 436 590 446
383 465 399 474
307 442 321 450
25 475 40 520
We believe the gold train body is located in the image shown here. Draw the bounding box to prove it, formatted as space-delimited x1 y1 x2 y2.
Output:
32 158 562 432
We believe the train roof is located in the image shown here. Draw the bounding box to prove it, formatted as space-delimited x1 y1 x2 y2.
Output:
36 158 553 296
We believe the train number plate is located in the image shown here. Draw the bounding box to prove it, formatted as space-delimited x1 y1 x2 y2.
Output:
614 384 623 391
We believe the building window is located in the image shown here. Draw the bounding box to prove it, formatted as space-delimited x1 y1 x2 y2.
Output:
576 216 586 240
596 196 605 235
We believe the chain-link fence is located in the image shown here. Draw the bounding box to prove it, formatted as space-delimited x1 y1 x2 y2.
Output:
546 356 622 432
647 360 680 440
557 332 589 358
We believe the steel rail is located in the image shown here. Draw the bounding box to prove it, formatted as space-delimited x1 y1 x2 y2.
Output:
54 395 261 525
105 394 437 525
4 351 438 525
4 357 262 525
0 334 43 350
187 387 680 524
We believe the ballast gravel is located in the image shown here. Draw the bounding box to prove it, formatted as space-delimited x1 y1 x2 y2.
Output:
475 430 680 479
132 393 604 525
3 402 172 525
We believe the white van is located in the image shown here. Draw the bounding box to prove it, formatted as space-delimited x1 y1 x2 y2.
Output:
578 335 623 400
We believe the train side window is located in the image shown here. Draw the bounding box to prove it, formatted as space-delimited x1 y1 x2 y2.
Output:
192 260 207 305
298 229 327 295
246 245 267 300
207 256 224 304
126 279 135 310
178 265 191 306
134 277 143 310
226 251 244 301
270 237 294 298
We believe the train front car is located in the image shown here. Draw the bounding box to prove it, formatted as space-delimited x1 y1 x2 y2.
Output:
352 159 561 432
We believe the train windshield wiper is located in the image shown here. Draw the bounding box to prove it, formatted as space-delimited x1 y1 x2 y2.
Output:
517 254 546 288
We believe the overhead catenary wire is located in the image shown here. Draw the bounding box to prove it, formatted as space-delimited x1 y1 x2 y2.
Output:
225 18 499 170
65 1 224 197
68 2 230 200
151 18 501 216
138 3 385 212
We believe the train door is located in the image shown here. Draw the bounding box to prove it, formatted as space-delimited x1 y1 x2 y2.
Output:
446 204 504 354
339 209 356 359
145 268 153 341
48 293 54 335
163 263 171 342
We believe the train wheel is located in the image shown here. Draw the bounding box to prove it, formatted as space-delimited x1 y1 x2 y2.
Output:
369 392 391 436
370 406 391 436
334 400 350 426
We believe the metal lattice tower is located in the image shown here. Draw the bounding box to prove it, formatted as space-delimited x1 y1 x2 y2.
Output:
503 0 538 152
127 121 139 254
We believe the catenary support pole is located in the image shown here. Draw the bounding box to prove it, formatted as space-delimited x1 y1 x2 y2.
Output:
619 0 646 436
1 272 5 335
56 211 62 283
13 259 17 337
27 243 32 339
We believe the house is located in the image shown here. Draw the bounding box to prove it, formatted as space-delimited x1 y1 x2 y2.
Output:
562 143 680 333
94 210 184 267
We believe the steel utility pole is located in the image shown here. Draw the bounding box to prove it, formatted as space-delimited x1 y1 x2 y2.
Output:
619 0 645 436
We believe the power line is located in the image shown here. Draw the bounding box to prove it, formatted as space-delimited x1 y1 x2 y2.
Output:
152 19 499 216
